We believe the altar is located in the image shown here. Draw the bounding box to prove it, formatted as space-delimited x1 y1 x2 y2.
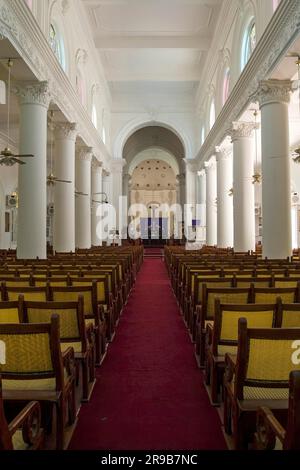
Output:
140 217 168 245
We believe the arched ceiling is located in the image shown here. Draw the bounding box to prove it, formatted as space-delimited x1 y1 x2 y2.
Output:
128 148 179 176
123 126 185 172
131 159 177 191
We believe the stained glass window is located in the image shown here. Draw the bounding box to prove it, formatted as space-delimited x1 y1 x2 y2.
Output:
201 127 205 146
92 103 98 129
209 99 215 130
25 0 33 10
102 109 106 144
49 23 66 71
241 20 256 70
222 68 230 105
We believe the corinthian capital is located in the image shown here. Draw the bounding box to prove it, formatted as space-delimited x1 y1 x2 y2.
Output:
204 157 216 172
254 79 292 107
91 157 103 172
229 122 258 142
184 158 198 172
76 146 93 162
215 144 232 161
16 81 51 108
54 122 77 141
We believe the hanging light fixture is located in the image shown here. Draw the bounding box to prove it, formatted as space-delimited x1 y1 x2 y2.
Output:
252 109 261 184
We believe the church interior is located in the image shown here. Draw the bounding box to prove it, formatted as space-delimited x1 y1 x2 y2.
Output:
1 0 300 453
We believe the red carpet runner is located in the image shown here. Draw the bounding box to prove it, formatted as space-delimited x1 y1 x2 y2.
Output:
69 258 226 450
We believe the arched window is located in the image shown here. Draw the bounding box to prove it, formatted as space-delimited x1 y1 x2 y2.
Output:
102 109 106 144
222 68 230 105
273 0 280 11
76 68 85 106
92 103 98 129
241 19 256 70
49 23 66 71
209 99 215 130
25 0 33 9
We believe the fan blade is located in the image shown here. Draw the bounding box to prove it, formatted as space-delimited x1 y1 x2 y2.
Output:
13 154 34 158
56 179 72 184
14 158 26 165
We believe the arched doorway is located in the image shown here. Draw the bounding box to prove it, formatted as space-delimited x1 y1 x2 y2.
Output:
123 126 185 243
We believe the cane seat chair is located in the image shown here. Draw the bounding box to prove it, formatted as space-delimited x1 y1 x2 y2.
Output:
223 318 300 449
253 285 300 305
0 376 44 450
190 277 234 335
0 296 24 324
0 315 76 449
276 300 300 327
205 299 277 404
49 285 104 365
2 285 49 303
23 296 95 402
195 286 252 367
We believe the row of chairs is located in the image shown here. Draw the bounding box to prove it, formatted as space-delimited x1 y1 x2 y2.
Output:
0 245 144 450
165 246 300 450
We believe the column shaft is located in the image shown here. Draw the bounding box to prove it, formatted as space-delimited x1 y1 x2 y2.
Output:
257 80 292 258
205 159 217 246
91 161 103 246
17 82 50 259
75 147 92 249
216 149 233 248
53 123 77 253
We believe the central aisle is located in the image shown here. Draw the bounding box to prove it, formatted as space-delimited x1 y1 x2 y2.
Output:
69 258 226 450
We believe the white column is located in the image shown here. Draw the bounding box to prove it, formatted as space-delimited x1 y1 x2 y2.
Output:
216 146 233 248
91 159 103 247
231 122 256 252
184 161 197 240
197 169 206 242
75 146 92 249
111 159 126 239
256 79 292 259
17 82 51 259
205 158 217 246
53 122 77 253
102 170 112 205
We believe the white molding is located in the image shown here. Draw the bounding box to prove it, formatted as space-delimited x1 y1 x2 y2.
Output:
195 0 300 164
0 0 111 165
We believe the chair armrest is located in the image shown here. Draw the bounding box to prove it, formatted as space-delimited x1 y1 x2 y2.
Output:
8 400 43 447
62 347 76 378
255 406 286 450
195 304 202 324
224 353 237 387
98 304 105 322
205 322 214 349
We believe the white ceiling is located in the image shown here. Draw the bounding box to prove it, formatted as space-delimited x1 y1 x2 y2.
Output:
82 0 223 95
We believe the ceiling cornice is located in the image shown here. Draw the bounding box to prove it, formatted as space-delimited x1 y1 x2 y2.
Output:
195 0 300 165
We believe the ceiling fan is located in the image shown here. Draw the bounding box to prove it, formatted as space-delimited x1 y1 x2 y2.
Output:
47 110 72 186
0 59 34 166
